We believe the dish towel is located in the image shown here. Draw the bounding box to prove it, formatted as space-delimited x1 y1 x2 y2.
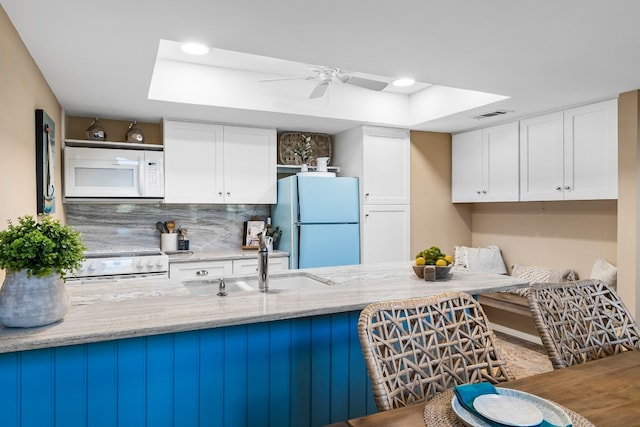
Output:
453 382 567 427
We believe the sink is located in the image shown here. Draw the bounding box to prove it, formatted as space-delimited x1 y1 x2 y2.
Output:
183 274 329 296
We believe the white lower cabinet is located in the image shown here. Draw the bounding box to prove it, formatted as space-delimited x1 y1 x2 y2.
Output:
361 205 410 264
232 256 289 275
169 257 290 279
169 260 233 281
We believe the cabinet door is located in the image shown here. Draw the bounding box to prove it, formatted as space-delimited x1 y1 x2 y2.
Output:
564 99 618 200
451 129 483 202
169 260 233 281
232 256 289 275
361 205 410 264
519 112 564 201
163 121 224 203
483 122 520 202
362 127 410 205
223 126 277 204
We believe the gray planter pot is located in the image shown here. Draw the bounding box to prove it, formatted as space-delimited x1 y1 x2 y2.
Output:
0 270 69 328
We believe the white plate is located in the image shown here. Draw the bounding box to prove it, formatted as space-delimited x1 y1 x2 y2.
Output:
451 388 572 427
473 394 543 426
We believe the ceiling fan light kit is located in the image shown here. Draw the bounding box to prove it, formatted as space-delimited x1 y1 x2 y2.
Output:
260 66 388 99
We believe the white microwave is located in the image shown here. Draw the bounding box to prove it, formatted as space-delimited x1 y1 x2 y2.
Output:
64 146 164 200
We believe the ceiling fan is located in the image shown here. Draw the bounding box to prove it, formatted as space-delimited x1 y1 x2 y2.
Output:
259 66 389 99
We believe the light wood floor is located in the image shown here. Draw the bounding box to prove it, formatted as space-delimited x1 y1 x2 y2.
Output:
494 331 553 379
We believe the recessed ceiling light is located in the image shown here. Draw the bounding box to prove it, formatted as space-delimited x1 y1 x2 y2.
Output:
392 78 415 87
180 42 210 55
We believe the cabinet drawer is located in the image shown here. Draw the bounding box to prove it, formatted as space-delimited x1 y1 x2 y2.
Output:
169 260 233 280
232 257 289 275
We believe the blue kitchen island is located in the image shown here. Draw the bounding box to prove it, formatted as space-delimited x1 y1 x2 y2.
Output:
0 262 528 427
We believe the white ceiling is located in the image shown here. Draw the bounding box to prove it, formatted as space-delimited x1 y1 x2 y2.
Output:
3 0 640 135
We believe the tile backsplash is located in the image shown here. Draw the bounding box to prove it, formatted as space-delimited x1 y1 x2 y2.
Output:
66 204 270 253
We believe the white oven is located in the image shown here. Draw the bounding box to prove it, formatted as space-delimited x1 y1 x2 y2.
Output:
65 250 169 284
64 146 164 200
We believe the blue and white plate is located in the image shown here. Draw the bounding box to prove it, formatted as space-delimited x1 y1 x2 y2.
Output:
451 387 571 427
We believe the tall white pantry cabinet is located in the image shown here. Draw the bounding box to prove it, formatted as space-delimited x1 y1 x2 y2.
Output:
333 126 411 264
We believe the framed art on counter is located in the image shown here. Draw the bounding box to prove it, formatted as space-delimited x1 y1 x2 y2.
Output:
243 220 265 248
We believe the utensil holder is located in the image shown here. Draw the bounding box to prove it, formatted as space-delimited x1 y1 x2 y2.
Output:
161 233 177 252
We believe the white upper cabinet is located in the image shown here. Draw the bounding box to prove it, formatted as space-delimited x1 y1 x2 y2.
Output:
452 122 519 203
222 126 277 204
563 99 618 200
520 99 617 201
164 120 276 204
334 126 410 205
164 121 224 203
519 112 565 201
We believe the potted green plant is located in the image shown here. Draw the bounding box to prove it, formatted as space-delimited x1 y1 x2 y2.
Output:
0 215 86 327
265 225 282 250
293 134 314 171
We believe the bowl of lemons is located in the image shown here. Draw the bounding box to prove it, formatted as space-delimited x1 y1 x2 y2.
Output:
413 246 453 280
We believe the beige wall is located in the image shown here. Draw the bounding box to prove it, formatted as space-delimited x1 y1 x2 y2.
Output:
0 6 64 281
410 131 471 258
471 201 617 279
617 90 640 318
66 116 162 145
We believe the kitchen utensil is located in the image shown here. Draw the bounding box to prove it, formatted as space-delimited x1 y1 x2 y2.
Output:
166 220 176 233
156 221 169 234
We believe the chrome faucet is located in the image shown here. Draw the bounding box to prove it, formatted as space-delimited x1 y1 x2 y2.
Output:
257 234 269 292
217 277 227 296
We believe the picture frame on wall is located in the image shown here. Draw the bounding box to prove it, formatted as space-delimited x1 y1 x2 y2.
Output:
243 220 265 248
35 109 56 214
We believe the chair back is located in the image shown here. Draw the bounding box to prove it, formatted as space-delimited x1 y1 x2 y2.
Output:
358 291 513 412
528 279 640 370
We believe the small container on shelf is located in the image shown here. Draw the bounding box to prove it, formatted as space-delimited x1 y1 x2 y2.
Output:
126 120 145 143
85 117 106 141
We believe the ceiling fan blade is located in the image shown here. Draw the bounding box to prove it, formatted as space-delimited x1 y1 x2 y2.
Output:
344 76 388 91
309 82 329 99
259 76 309 82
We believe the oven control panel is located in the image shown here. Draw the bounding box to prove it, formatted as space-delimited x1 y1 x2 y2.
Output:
70 254 169 279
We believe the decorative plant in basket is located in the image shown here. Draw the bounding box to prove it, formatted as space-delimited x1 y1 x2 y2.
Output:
0 215 86 327
292 134 314 170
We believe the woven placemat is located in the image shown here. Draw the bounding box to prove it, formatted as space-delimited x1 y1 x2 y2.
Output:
423 389 595 427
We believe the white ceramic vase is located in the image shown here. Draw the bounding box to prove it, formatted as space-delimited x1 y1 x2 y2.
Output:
0 270 70 327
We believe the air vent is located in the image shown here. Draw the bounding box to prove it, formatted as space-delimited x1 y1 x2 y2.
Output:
473 110 512 120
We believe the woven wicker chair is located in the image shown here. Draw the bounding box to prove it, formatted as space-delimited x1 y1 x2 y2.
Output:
528 279 640 370
358 291 514 412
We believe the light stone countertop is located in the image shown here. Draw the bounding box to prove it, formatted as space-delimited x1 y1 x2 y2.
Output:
166 249 289 263
0 262 528 354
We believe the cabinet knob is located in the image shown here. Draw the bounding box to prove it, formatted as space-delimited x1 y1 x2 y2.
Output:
196 270 209 276
226 192 231 196
477 190 481 195
482 190 487 194
556 186 562 191
218 191 223 196
365 193 370 197
564 186 571 190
